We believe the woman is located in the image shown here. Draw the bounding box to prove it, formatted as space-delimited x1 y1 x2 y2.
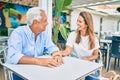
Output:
61 11 100 80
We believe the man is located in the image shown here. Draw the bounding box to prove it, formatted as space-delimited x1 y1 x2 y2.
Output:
6 7 63 80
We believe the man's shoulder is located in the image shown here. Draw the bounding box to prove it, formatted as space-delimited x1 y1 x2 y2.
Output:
12 25 27 35
14 25 25 30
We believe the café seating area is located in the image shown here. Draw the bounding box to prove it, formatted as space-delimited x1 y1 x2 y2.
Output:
0 0 120 80
99 35 120 71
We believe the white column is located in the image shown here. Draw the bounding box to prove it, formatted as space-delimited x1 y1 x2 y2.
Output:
70 11 79 31
39 0 52 38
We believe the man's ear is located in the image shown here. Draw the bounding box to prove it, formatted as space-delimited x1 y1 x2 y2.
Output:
33 20 38 25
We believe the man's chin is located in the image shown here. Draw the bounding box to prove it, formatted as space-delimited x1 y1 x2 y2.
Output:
43 28 46 31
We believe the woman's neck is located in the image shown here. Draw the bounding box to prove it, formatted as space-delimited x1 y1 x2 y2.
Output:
80 30 88 36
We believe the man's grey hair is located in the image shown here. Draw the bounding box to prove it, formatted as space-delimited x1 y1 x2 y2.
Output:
26 7 44 26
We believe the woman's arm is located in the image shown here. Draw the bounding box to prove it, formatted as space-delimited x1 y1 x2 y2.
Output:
61 45 72 56
82 49 99 61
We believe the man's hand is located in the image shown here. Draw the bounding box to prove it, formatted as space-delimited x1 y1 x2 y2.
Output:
52 51 63 65
35 58 61 67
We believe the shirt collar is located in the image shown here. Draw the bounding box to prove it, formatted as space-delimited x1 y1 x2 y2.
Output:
24 24 34 39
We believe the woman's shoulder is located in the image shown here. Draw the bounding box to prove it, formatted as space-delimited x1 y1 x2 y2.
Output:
67 31 77 41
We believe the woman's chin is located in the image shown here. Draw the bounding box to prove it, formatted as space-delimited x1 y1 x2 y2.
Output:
77 28 81 31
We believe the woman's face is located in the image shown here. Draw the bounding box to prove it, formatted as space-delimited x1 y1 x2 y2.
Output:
77 15 87 31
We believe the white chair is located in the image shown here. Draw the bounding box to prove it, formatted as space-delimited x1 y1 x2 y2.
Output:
89 50 105 80
0 46 8 63
0 46 13 80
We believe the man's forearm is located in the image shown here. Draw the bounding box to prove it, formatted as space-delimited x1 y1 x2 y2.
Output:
18 56 38 65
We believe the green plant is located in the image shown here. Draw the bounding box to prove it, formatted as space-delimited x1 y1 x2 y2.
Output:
59 22 71 41
52 0 72 45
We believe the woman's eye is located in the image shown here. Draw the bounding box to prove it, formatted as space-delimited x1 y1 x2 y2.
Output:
78 20 81 23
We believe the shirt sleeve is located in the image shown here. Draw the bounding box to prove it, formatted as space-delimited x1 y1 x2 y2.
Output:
66 31 76 48
43 32 59 55
6 30 24 64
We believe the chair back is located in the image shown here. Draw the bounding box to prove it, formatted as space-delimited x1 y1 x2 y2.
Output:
111 36 120 58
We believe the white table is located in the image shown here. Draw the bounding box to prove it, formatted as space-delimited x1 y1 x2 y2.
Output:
2 56 102 80
100 39 112 71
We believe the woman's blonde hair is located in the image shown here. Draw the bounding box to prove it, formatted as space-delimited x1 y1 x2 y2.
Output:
75 11 95 49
